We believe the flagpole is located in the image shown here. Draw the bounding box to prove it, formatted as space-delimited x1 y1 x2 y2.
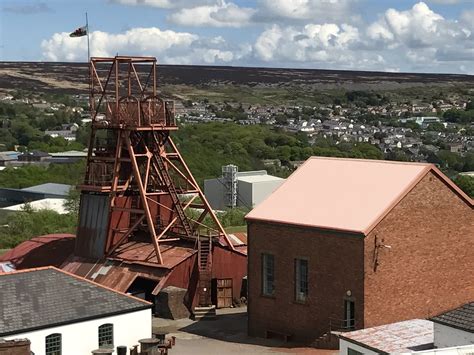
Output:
86 12 90 62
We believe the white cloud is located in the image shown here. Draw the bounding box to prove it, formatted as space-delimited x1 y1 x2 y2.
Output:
255 0 358 23
168 1 256 27
108 0 215 9
41 27 249 64
253 23 383 69
367 2 448 48
426 0 461 4
40 1 473 73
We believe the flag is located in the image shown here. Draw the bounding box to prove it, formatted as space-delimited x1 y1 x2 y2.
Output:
69 26 87 38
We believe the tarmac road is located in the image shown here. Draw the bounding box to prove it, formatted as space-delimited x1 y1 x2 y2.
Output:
152 307 337 355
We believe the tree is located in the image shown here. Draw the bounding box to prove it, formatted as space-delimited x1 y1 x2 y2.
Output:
0 205 77 248
454 175 474 198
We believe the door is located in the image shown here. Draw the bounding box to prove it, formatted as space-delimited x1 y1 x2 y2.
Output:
216 278 233 308
344 299 355 330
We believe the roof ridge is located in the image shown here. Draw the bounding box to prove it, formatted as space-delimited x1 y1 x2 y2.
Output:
309 156 432 167
50 266 152 306
0 266 152 306
0 265 53 276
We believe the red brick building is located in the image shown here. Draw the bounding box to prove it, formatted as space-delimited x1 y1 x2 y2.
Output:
246 157 473 343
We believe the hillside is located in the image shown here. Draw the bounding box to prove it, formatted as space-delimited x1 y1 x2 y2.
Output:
1 62 473 96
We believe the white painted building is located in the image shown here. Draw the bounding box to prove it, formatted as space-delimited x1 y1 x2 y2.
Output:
338 319 433 355
339 303 474 355
0 267 153 355
431 302 474 348
204 166 284 210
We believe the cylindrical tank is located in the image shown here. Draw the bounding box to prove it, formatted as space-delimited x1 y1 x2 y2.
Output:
116 346 127 355
91 349 114 355
139 338 160 353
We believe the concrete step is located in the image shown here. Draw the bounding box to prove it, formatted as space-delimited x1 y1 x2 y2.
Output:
193 305 216 320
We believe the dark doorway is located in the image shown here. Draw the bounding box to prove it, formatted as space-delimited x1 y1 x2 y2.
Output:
126 277 159 303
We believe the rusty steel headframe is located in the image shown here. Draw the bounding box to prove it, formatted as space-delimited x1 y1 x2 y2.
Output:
77 56 234 265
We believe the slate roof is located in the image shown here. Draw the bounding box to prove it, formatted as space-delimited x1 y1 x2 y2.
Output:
430 302 474 333
0 267 151 336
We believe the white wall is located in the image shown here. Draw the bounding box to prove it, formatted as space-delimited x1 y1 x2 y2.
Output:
434 323 474 348
339 339 379 355
5 308 152 355
250 180 284 208
237 180 253 208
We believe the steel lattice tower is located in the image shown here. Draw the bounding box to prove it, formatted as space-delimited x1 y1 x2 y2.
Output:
76 56 234 268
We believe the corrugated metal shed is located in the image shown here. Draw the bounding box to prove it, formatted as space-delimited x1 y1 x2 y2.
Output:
0 234 75 269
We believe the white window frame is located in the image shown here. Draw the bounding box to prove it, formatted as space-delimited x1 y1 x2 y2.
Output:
262 253 275 296
98 323 114 349
45 333 62 355
295 258 308 303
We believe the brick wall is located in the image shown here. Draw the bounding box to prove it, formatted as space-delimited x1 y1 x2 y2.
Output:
364 171 474 327
247 222 364 342
0 339 31 355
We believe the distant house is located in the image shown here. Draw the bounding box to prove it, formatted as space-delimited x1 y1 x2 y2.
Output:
0 151 20 166
45 123 79 141
0 267 152 355
246 157 473 343
18 150 51 162
48 150 88 164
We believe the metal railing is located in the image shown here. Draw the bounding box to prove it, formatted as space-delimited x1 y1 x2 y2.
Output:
99 96 176 128
329 317 356 332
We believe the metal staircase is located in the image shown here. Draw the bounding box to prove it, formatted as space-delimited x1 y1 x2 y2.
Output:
153 153 193 237
194 233 216 319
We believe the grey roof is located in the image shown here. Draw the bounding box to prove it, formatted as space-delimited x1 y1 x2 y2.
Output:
0 268 151 336
430 302 474 333
22 183 71 196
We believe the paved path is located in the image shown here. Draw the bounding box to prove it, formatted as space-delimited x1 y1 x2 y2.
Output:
152 307 337 355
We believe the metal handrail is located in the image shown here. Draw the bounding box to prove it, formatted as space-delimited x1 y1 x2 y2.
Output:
329 317 356 332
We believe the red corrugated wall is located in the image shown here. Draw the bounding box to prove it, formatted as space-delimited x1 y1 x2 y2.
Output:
165 246 247 309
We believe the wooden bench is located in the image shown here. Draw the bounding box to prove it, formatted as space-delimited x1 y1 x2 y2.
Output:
265 329 292 342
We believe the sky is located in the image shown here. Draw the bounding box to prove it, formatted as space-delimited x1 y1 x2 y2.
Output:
0 0 473 74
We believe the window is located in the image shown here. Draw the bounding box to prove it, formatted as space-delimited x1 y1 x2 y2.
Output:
98 323 114 349
344 300 355 330
347 348 364 355
295 259 308 302
261 253 274 296
45 333 61 355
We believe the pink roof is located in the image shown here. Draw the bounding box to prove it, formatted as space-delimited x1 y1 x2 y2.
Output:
246 157 472 235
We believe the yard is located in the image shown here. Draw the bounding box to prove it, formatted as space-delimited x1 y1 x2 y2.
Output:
153 307 337 355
